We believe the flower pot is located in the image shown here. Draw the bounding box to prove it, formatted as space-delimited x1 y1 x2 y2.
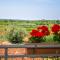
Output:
35 48 60 54
26 48 35 54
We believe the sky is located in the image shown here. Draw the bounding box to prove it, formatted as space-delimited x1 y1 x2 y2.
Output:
0 0 60 20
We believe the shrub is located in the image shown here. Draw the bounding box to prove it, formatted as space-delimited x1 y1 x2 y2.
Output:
7 29 23 44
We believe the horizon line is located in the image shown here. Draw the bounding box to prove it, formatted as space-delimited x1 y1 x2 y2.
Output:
0 19 60 21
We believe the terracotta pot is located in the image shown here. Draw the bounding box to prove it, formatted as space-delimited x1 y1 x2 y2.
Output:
26 48 60 54
35 48 60 54
26 43 60 54
26 48 35 54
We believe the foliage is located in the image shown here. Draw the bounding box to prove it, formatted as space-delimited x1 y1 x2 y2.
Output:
7 29 23 44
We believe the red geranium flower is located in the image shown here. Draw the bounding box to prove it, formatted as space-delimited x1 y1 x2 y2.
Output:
37 32 45 37
37 25 48 31
30 29 38 37
51 24 60 33
37 25 49 35
30 29 45 37
30 25 50 43
31 29 38 33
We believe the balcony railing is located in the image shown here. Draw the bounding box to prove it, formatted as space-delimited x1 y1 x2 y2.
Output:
0 43 60 60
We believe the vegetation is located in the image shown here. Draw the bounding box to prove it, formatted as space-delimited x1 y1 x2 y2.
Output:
0 19 60 43
7 28 23 44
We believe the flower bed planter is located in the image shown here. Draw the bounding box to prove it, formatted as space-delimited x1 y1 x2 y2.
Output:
27 24 60 55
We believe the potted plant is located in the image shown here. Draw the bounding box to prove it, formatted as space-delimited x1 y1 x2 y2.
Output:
26 24 60 55
26 25 50 54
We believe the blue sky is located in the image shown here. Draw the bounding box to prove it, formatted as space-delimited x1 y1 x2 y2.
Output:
0 0 60 20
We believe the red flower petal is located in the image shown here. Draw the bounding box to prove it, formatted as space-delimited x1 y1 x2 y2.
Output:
51 24 60 33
